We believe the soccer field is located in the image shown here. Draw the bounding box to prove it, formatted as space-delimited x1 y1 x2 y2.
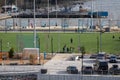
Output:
0 32 120 54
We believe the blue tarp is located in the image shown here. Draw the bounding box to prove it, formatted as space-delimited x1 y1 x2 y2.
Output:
88 11 108 17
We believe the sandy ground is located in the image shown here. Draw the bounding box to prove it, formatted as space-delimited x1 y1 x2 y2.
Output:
0 53 52 65
0 53 82 65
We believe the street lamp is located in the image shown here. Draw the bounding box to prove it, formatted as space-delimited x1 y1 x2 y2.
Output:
48 0 50 32
97 36 99 53
38 37 40 64
99 19 102 52
99 1 103 52
51 37 53 56
56 0 57 18
0 39 2 52
91 0 93 31
5 0 6 13
5 0 7 33
33 0 37 48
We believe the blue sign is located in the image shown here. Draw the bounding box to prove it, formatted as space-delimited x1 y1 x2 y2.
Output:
44 52 46 59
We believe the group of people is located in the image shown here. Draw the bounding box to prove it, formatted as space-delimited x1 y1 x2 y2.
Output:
62 38 74 53
112 35 120 40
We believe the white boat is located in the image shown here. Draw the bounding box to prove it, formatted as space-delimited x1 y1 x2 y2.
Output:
1 5 18 13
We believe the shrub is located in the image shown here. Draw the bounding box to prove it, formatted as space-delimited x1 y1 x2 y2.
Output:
8 47 15 58
29 54 37 64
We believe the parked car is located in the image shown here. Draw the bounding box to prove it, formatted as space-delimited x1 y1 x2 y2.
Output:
109 65 120 75
81 65 93 74
94 60 108 74
90 54 97 59
116 55 120 59
109 55 117 63
96 52 106 60
105 54 111 59
66 66 78 74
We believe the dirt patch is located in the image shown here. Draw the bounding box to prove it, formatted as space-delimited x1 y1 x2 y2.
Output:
0 53 52 65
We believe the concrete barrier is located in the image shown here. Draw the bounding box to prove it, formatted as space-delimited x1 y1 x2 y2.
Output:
37 74 120 80
0 70 120 80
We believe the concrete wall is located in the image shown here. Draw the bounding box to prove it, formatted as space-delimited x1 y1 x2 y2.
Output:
0 72 120 80
38 74 120 80
0 72 37 80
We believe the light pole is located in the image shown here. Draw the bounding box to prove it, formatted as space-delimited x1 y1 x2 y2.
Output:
48 0 50 32
97 36 99 53
4 0 7 33
0 39 2 52
51 37 53 56
91 0 93 31
99 1 103 52
33 0 37 48
99 19 102 52
5 0 6 13
0 39 3 65
38 37 40 64
56 0 57 18
78 19 81 53
78 19 80 33
55 0 60 52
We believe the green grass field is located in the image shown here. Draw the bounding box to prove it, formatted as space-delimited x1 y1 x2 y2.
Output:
0 32 120 54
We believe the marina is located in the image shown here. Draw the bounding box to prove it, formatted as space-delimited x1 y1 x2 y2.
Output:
0 0 120 80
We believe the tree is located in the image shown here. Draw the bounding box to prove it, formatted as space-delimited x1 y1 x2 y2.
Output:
80 46 86 74
80 46 86 57
8 47 14 58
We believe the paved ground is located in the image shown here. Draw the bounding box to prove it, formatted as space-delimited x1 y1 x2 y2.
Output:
44 53 84 74
0 53 120 75
43 53 120 74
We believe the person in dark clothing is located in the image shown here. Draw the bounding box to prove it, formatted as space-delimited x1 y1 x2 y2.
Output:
112 35 115 39
63 44 66 53
67 47 69 52
70 38 73 43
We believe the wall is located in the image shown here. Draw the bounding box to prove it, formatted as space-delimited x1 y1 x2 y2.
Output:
38 74 120 80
